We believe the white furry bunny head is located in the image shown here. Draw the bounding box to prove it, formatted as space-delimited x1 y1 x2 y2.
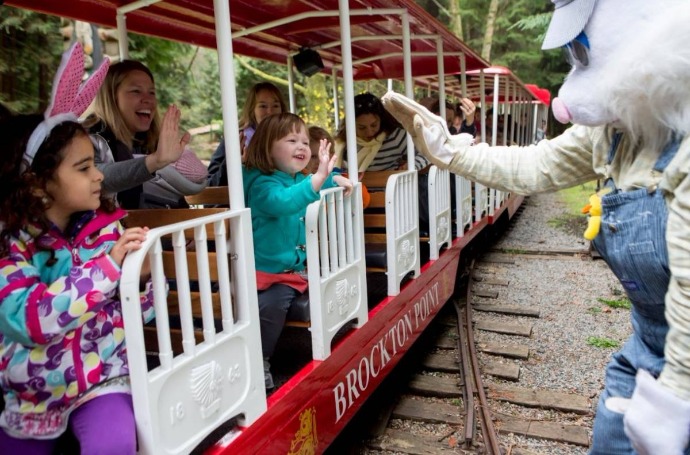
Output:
544 0 687 132
603 2 690 150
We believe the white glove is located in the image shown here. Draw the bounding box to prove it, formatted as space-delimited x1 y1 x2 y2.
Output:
413 115 473 167
382 91 474 168
621 369 690 455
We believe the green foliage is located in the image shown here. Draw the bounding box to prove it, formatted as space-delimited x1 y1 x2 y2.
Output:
587 337 620 349
588 306 602 314
3 3 573 138
502 248 527 254
597 297 632 310
420 1 572 136
0 8 63 112
558 181 599 216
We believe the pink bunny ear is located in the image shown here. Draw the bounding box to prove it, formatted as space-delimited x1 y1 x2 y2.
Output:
46 41 85 118
72 56 110 117
22 41 111 171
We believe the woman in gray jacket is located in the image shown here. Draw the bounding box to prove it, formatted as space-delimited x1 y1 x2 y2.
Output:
85 60 206 209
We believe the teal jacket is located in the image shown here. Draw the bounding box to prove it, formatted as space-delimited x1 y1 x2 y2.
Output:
245 167 336 273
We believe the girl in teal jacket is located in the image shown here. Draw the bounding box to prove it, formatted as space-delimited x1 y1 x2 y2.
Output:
244 113 351 389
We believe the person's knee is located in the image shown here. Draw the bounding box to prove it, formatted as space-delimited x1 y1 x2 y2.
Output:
71 394 137 455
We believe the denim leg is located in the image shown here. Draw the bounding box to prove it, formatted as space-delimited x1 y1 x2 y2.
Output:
258 284 299 359
591 347 637 454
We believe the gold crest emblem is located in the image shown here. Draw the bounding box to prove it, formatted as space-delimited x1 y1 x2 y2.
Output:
287 407 318 455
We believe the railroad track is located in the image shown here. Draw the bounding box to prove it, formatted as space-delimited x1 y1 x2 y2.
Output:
362 250 596 455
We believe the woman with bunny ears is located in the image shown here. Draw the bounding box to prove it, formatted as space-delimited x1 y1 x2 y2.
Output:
85 60 207 209
0 43 154 453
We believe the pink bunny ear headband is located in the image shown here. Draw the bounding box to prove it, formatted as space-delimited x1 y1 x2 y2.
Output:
22 41 110 171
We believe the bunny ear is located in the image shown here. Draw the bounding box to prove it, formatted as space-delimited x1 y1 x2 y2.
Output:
71 56 110 117
46 41 85 118
22 41 111 172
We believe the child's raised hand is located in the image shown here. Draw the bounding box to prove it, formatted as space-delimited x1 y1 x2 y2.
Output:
146 105 191 172
311 139 335 192
110 227 149 267
317 138 335 175
333 175 353 196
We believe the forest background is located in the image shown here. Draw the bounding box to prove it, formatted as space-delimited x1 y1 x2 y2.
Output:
0 1 570 157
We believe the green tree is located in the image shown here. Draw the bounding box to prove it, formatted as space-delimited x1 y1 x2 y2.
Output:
419 1 571 135
0 8 63 113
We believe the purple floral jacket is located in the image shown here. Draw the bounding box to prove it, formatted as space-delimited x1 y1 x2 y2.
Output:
0 208 154 438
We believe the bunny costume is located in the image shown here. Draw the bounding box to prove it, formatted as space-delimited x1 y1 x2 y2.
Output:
383 0 690 453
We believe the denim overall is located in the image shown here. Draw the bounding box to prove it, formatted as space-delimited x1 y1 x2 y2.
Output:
589 134 684 454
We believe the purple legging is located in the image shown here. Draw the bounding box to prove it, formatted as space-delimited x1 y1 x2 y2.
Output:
0 392 136 455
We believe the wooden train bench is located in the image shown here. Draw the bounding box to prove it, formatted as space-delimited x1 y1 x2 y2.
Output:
124 208 309 356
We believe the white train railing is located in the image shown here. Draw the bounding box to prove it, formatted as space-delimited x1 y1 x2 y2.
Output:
455 175 473 237
474 182 490 221
489 188 497 216
119 209 265 455
427 166 452 259
496 189 506 209
305 185 368 360
386 170 421 295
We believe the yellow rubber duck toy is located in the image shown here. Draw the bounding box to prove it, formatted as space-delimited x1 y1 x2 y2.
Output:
581 194 602 240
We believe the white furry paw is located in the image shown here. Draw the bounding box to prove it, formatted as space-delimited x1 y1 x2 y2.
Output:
623 370 690 455
413 114 461 167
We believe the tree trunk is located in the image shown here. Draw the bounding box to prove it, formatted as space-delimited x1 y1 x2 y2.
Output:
37 32 50 111
481 0 500 61
449 0 463 40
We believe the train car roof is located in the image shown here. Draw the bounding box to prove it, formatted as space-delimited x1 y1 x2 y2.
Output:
6 0 490 80
419 65 549 105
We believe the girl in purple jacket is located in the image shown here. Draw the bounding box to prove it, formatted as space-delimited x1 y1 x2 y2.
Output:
0 43 157 454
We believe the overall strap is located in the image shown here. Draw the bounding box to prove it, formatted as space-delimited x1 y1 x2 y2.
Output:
653 134 683 173
602 132 624 189
607 132 623 165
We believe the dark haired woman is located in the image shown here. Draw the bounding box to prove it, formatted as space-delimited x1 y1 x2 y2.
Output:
334 92 428 172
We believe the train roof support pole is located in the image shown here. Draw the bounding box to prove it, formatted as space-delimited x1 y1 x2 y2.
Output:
338 0 358 182
214 0 244 209
332 68 340 131
116 13 128 60
532 102 539 144
501 79 508 146
491 74 499 146
460 53 467 99
401 10 414 170
437 37 446 124
287 56 296 113
479 69 486 144
116 0 162 61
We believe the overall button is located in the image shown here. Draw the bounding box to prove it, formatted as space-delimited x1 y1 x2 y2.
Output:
296 245 306 251
608 224 617 233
